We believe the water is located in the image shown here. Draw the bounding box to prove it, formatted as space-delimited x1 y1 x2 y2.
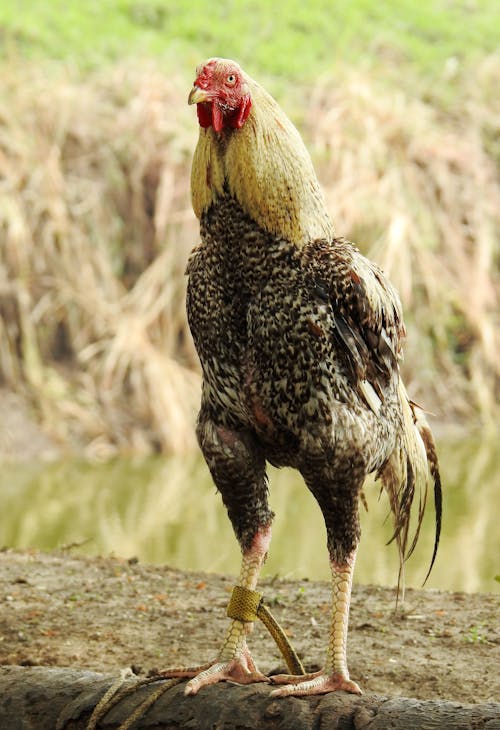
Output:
1 434 498 594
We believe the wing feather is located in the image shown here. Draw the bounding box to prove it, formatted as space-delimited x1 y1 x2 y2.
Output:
303 238 405 410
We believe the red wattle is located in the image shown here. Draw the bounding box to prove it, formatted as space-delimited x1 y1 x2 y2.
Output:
196 98 252 132
196 103 213 128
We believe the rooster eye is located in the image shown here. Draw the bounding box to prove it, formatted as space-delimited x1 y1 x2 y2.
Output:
226 74 236 86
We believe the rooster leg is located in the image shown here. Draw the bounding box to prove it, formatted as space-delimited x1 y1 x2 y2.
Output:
162 412 273 695
186 526 271 694
161 527 271 693
271 468 363 697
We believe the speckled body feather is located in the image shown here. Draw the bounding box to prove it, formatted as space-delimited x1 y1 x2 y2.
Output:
187 195 437 566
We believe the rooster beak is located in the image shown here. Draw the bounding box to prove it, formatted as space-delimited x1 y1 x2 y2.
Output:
188 85 210 105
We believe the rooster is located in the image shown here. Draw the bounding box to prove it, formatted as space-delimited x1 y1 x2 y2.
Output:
166 58 442 697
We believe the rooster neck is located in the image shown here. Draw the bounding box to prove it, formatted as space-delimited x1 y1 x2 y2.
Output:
191 81 334 247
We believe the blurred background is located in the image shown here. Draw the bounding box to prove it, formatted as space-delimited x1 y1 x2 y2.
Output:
0 0 498 593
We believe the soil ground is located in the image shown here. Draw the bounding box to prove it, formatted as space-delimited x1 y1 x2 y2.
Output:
0 549 498 704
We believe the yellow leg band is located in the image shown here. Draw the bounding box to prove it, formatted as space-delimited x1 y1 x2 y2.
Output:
226 585 263 622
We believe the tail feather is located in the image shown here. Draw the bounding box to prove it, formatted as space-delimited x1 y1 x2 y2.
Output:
418 418 443 585
377 379 442 599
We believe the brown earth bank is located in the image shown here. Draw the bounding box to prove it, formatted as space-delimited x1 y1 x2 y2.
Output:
0 549 498 707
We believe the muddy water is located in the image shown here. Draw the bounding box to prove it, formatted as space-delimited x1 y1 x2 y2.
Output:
1 433 498 593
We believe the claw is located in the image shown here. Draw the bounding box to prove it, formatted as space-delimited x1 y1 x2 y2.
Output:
270 671 362 697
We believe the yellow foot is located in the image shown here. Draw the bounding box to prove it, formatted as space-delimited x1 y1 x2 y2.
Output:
270 670 362 697
160 649 268 696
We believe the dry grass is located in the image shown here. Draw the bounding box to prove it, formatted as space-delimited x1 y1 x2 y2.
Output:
0 62 200 455
0 59 498 455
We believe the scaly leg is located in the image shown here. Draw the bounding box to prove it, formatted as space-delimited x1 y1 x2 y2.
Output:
271 462 363 697
270 549 361 696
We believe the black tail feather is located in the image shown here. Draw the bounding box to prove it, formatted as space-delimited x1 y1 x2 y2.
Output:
422 448 442 586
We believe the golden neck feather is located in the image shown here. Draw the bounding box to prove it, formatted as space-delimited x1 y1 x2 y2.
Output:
190 78 334 247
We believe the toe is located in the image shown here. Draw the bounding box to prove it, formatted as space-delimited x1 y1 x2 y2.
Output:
269 670 322 686
270 672 362 697
182 659 268 695
185 663 229 695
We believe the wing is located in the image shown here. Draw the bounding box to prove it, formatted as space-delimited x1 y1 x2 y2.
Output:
302 238 405 413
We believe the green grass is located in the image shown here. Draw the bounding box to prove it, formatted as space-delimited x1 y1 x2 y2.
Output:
1 0 498 82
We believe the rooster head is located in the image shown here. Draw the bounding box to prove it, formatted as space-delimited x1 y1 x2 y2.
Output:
188 58 252 134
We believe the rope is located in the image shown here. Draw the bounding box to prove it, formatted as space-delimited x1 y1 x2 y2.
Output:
114 678 183 730
85 668 135 730
85 585 304 729
257 601 305 676
85 674 182 730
